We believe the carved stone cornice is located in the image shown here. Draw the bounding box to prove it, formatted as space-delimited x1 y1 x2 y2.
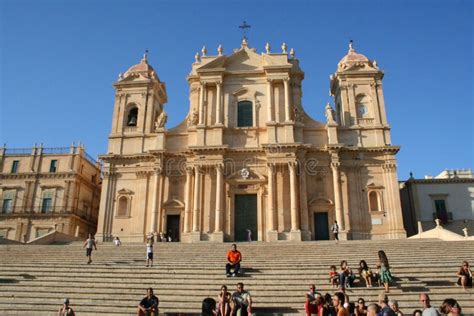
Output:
382 163 397 171
136 170 153 178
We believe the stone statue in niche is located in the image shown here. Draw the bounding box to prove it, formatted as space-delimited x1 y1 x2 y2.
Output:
187 110 198 127
293 106 303 123
154 110 167 131
325 103 336 124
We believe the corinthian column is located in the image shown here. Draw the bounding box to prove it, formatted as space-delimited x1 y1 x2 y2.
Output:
331 155 344 231
288 161 299 231
183 166 193 233
267 163 275 231
192 165 202 232
283 77 291 122
150 167 163 233
198 82 206 125
216 81 222 125
214 164 224 232
266 79 273 122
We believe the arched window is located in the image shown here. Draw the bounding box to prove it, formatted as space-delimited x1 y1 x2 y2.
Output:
117 196 129 217
356 94 370 118
126 106 138 126
369 191 379 212
237 101 253 127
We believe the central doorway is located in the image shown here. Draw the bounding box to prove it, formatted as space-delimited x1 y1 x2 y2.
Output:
314 212 330 240
166 215 180 242
234 194 258 242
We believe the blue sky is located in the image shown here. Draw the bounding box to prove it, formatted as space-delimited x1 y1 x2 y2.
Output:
0 0 472 180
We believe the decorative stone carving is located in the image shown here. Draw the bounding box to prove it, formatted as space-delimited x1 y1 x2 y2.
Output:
325 103 336 124
187 110 198 127
293 106 303 123
240 168 250 179
290 48 295 59
265 42 271 54
217 44 223 56
194 52 201 63
281 42 287 54
154 111 167 130
201 46 207 57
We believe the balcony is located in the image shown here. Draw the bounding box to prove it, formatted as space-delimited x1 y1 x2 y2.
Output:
0 206 98 222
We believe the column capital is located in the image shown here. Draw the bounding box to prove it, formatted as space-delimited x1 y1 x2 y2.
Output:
382 163 397 171
154 167 163 175
283 76 290 82
185 166 194 175
200 81 207 87
215 163 224 172
266 78 273 83
288 161 298 169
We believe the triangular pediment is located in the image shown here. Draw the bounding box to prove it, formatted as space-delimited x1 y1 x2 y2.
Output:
225 48 263 72
197 47 264 73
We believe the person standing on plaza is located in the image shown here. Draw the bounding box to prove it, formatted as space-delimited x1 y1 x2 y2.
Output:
226 243 242 277
83 233 97 264
331 221 339 242
146 239 154 267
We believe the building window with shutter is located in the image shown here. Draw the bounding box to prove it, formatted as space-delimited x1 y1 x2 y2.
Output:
2 199 13 214
11 160 19 173
50 160 58 172
237 101 253 127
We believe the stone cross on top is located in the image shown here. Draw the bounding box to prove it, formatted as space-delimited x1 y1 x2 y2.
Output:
239 21 251 40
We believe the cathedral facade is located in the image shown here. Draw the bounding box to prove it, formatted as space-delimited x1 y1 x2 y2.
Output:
96 40 406 242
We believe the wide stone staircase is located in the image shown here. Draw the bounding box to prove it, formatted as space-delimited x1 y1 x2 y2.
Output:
0 239 473 315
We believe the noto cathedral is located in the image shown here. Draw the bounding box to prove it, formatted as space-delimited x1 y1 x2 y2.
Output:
96 39 406 243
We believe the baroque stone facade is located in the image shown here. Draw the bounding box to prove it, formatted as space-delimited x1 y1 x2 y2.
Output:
0 145 101 242
97 40 406 242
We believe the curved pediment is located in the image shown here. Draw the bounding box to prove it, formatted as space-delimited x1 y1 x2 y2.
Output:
117 188 134 195
308 196 334 205
163 198 185 208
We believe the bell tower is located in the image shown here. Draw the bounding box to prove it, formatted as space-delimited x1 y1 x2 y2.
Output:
330 41 391 147
107 52 168 155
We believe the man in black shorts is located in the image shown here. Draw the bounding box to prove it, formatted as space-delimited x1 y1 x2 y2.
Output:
137 288 159 316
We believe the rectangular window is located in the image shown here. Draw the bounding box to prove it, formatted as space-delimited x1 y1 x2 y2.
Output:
11 160 19 173
49 160 58 172
237 101 253 127
41 198 52 213
2 199 13 214
434 199 448 223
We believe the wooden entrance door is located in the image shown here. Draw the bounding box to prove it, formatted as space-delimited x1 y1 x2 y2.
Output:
234 194 258 242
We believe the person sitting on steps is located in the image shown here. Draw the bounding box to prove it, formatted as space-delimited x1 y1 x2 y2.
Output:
226 243 242 277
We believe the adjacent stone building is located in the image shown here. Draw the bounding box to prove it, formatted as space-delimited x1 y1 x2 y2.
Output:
0 144 101 242
400 169 474 236
97 40 406 243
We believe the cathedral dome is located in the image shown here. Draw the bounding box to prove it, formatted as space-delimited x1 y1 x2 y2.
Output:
337 41 370 70
121 52 160 81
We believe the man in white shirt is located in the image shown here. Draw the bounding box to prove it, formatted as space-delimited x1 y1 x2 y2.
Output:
419 293 439 316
